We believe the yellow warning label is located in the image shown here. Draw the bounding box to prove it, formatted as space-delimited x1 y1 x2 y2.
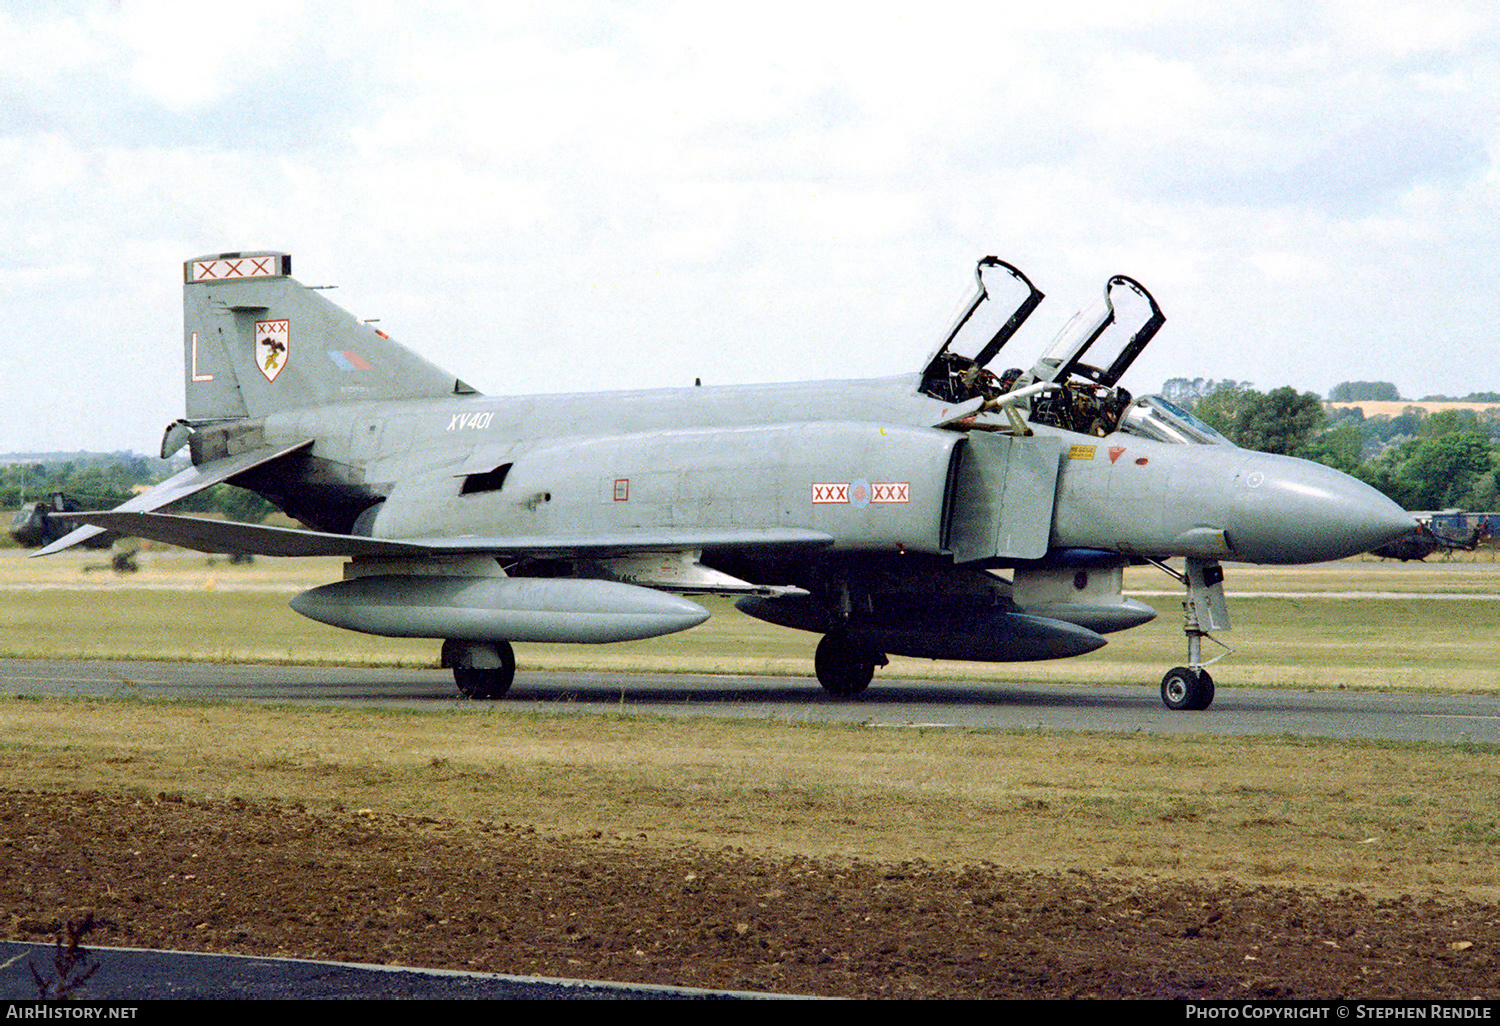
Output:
1068 445 1097 460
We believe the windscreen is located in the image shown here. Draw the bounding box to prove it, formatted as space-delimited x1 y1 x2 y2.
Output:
1119 396 1235 446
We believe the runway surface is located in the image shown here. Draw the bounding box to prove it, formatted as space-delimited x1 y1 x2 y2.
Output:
0 940 792 1000
3 657 1496 743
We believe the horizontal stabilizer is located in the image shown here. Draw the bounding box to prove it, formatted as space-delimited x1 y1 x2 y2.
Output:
51 510 428 557
49 510 835 560
34 440 313 556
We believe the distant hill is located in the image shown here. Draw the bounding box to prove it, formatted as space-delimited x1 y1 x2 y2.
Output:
0 450 161 465
1324 400 1500 417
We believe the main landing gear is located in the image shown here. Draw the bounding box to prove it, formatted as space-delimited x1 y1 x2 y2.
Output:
442 639 515 699
814 632 887 699
1149 556 1233 711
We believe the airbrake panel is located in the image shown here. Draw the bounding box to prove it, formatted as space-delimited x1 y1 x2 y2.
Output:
947 433 1061 563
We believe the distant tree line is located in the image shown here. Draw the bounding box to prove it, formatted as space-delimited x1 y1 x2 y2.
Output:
1328 381 1402 402
0 455 153 511
1175 383 1500 512
1159 378 1253 403
1 455 277 522
1422 391 1500 403
1324 379 1500 403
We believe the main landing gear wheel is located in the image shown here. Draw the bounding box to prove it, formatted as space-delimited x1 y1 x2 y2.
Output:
814 633 879 699
1160 666 1214 711
443 639 516 700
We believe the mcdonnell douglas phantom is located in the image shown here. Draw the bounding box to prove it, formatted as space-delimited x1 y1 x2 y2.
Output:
40 252 1414 710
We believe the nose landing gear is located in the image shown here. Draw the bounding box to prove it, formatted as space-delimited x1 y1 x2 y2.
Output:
1149 557 1233 711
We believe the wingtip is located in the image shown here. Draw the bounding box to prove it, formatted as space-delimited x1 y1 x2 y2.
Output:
31 525 105 557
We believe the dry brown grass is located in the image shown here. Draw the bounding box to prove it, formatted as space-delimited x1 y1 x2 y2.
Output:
2 697 1496 901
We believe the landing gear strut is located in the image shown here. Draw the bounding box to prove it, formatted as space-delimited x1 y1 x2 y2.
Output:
814 633 885 699
442 639 515 699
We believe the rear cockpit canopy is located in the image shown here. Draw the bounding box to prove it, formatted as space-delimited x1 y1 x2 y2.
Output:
919 257 1044 405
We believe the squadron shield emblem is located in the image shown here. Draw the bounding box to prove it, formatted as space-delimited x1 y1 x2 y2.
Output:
255 319 290 382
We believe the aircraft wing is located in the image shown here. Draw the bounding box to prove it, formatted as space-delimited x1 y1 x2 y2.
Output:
48 510 835 560
32 440 314 556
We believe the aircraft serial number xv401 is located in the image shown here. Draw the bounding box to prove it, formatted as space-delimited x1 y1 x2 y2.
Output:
43 253 1413 710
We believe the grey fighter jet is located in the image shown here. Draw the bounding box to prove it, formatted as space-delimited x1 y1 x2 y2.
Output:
40 252 1413 710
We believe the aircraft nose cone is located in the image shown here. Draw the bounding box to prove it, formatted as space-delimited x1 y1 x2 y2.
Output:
1227 455 1415 564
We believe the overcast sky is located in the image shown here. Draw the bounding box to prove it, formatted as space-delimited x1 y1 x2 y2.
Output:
3 0 1497 454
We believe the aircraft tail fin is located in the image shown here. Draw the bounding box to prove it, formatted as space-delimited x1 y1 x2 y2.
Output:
182 252 476 421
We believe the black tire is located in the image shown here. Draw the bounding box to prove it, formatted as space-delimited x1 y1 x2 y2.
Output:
448 640 516 700
1160 666 1213 711
814 633 876 699
1195 669 1215 710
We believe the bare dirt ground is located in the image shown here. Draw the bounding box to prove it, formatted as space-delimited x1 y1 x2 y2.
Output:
4 553 1498 999
6 788 1497 1000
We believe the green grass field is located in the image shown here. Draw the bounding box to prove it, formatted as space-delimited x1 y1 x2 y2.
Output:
3 546 1499 691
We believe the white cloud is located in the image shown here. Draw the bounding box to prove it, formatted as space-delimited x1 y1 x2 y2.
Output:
110 0 314 111
0 1 1497 451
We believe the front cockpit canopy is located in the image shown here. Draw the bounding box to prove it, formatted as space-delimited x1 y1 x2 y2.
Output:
1016 275 1165 436
1022 275 1164 390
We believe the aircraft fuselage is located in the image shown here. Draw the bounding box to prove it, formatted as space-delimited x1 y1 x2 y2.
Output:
240 374 1410 572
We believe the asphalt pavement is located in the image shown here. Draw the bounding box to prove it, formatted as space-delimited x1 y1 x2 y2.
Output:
2 657 1497 743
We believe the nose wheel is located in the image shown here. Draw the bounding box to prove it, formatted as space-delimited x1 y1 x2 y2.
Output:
1148 556 1233 711
1161 666 1214 710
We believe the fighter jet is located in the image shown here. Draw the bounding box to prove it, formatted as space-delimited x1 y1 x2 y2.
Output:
10 493 116 549
40 252 1414 710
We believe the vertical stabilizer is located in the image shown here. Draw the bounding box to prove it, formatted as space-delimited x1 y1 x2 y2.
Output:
183 251 475 420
